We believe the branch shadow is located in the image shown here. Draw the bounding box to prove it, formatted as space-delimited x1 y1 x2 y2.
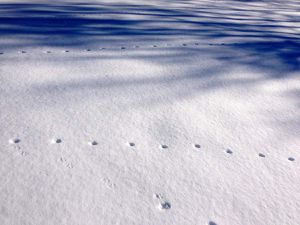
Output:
1 0 300 114
0 0 299 73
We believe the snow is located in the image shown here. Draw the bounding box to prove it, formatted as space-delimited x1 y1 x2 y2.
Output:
1 0 300 225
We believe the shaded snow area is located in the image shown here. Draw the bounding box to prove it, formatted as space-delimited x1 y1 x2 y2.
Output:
1 0 300 224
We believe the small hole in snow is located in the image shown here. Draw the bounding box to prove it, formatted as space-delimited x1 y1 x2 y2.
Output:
209 222 217 225
9 138 20 144
86 49 91 52
154 193 163 199
288 157 295 161
128 142 135 147
159 201 171 210
50 138 62 144
226 149 233 154
64 50 69 53
121 47 126 50
89 141 98 146
259 153 265 158
160 145 168 149
194 144 201 149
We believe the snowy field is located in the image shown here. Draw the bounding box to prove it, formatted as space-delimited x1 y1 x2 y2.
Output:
1 0 300 224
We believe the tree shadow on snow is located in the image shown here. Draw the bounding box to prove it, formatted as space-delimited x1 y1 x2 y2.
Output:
1 0 300 115
0 0 299 72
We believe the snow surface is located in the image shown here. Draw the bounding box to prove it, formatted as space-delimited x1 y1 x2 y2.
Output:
1 0 300 225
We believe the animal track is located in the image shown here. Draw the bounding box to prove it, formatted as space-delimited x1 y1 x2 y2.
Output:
21 151 29 156
158 201 171 210
59 157 74 168
226 149 233 154
128 142 135 147
259 153 265 158
59 157 65 162
154 193 164 199
89 141 98 146
9 138 20 144
51 138 62 144
4 136 297 165
194 144 201 149
103 177 116 188
9 42 236 56
66 163 73 168
160 144 168 149
154 193 171 210
209 222 217 225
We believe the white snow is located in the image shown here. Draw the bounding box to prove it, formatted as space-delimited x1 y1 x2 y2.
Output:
1 0 300 224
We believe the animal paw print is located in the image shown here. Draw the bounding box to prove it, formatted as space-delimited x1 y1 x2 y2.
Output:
154 193 164 200
51 138 62 144
88 141 98 146
154 193 171 210
21 151 29 157
9 138 21 150
158 201 171 210
128 142 135 147
160 144 168 149
9 138 21 144
59 157 74 169
194 144 201 149
103 177 116 189
226 149 233 154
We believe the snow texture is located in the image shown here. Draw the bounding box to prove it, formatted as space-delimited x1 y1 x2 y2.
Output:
0 0 300 224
